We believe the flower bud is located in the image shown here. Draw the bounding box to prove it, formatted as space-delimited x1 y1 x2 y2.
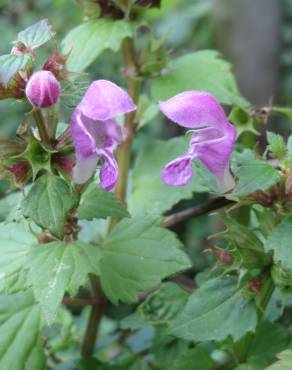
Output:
25 70 61 108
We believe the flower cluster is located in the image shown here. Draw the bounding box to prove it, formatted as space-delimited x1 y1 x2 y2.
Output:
23 71 236 192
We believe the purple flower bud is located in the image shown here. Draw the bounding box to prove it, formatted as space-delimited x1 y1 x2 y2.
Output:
25 70 61 108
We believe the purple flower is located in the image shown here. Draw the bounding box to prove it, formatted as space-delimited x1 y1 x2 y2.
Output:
71 80 136 191
160 91 237 192
25 70 61 108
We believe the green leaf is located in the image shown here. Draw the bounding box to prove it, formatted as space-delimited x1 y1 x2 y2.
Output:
15 19 54 49
267 132 286 159
129 137 206 216
137 94 159 130
0 290 46 370
267 350 292 370
172 347 214 370
229 106 257 137
140 282 189 325
100 218 191 304
0 221 36 293
22 174 76 239
169 276 257 342
62 20 133 72
78 183 130 220
27 241 101 324
151 50 248 107
241 320 291 369
0 54 32 87
272 106 292 120
194 160 220 194
265 217 292 270
234 160 280 196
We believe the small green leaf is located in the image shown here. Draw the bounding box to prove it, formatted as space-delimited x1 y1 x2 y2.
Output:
27 241 101 324
0 290 45 370
15 19 54 49
267 350 292 370
234 160 280 196
265 217 292 270
0 221 36 293
100 218 191 304
151 50 248 107
22 174 76 238
169 276 257 342
129 137 206 216
78 183 130 220
62 19 133 72
0 54 32 87
267 132 286 159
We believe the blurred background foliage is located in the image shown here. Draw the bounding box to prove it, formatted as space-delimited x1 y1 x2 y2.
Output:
0 1 292 366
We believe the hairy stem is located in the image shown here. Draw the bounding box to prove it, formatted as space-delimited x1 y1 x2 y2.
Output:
33 108 51 146
81 275 107 357
236 277 274 363
114 37 140 204
161 197 235 228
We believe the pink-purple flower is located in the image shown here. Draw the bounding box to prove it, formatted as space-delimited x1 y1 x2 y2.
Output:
71 80 136 191
160 91 237 192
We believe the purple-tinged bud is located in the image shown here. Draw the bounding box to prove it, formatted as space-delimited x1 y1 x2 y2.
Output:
43 50 71 80
25 70 61 108
212 248 234 265
247 277 262 294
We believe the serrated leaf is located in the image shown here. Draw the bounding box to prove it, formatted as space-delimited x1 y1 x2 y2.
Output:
129 137 206 216
267 132 286 159
151 50 248 107
265 217 292 270
27 241 101 324
169 276 257 342
234 160 280 196
100 218 191 304
22 174 76 239
0 54 32 87
78 183 130 220
267 350 292 370
62 20 133 72
15 19 54 49
0 290 46 370
0 221 36 294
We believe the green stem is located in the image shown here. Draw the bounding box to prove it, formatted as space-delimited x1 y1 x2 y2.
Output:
114 37 140 205
236 277 274 363
81 275 107 357
33 109 51 146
